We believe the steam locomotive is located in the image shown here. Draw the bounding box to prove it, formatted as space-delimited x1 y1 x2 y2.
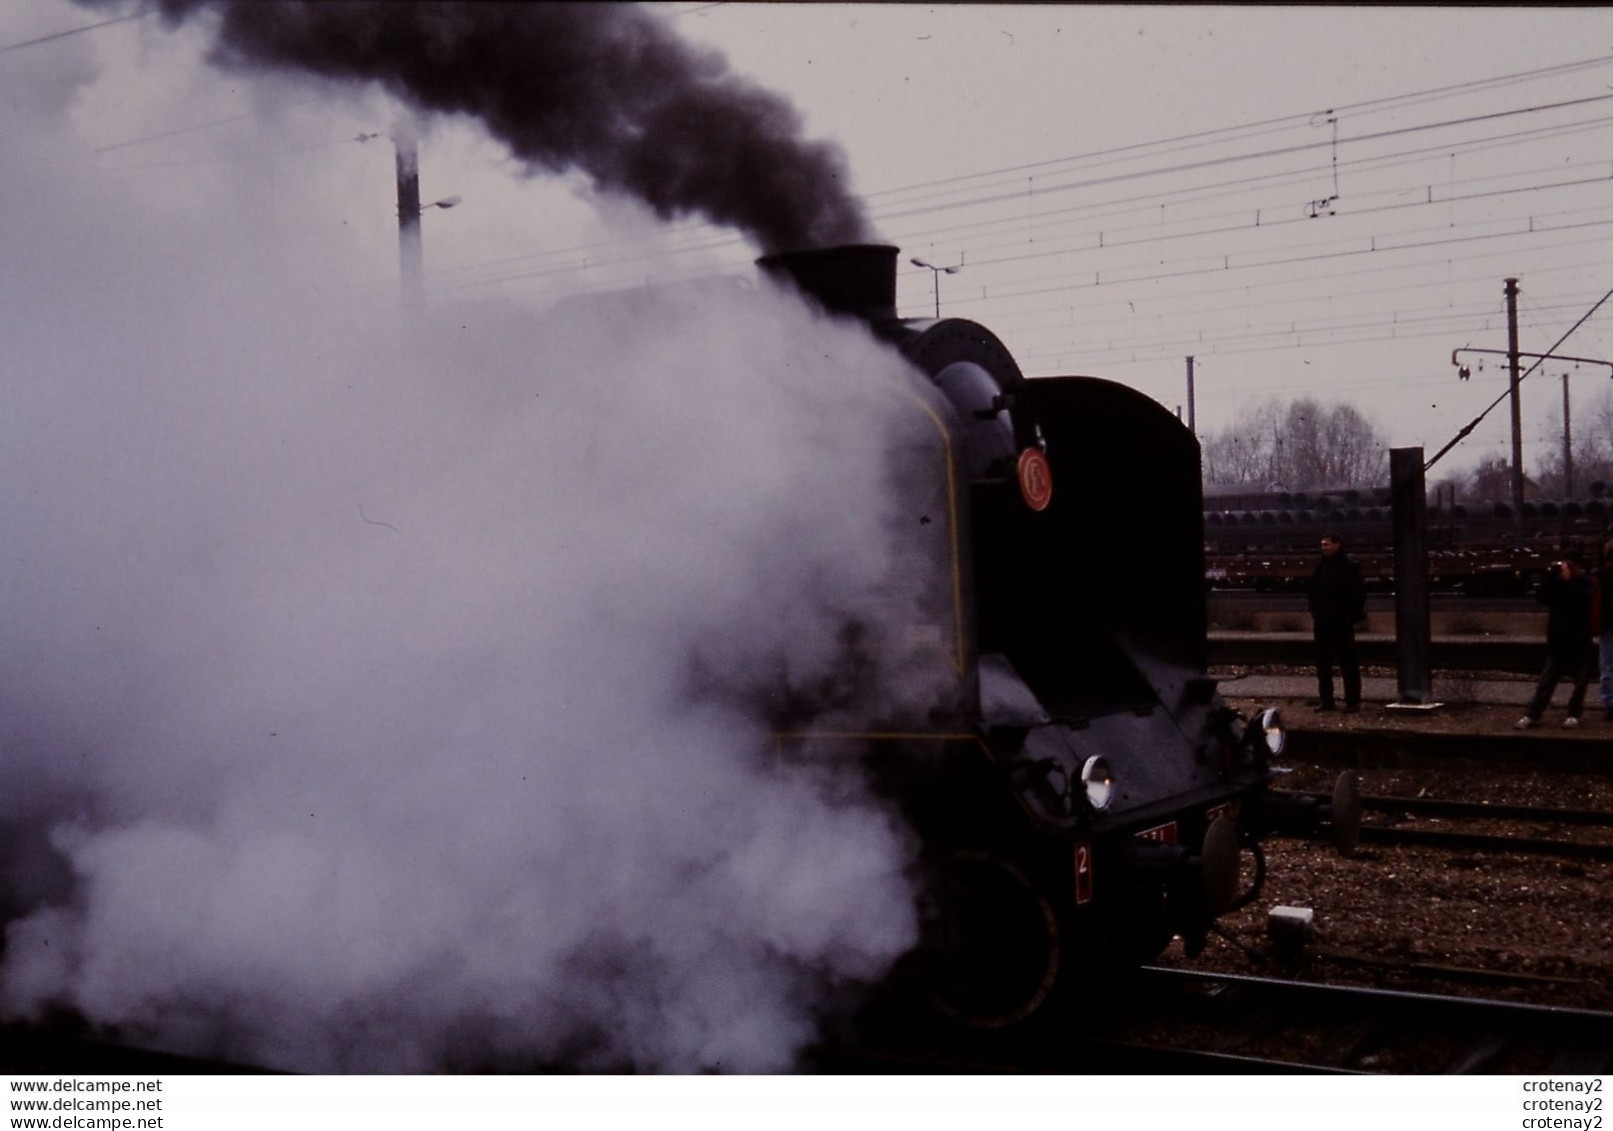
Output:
757 246 1358 1029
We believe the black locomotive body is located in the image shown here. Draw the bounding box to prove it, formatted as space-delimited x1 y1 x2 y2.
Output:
758 247 1350 1028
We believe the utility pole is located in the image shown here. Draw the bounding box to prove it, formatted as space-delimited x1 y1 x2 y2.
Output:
1562 372 1574 499
391 120 461 313
1185 355 1196 437
1390 447 1436 707
395 121 424 311
1452 333 1611 537
1503 278 1525 549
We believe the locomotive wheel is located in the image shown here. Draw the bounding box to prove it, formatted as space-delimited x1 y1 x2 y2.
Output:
921 850 1061 1030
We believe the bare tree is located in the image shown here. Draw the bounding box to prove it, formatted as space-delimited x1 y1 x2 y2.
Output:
1532 386 1613 497
1319 402 1387 486
1202 399 1282 485
1588 389 1613 492
1202 396 1388 488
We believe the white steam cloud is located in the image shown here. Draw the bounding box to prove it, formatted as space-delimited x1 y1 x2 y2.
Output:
0 10 955 1073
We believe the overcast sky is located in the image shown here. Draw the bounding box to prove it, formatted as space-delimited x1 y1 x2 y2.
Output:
7 1 1613 474
684 4 1613 478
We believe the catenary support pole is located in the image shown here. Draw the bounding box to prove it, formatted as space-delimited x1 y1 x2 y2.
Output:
1562 372 1574 499
1390 447 1434 705
395 121 423 311
1504 278 1524 548
1186 355 1196 437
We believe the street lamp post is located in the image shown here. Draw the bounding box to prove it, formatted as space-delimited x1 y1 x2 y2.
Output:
393 121 461 311
911 256 962 319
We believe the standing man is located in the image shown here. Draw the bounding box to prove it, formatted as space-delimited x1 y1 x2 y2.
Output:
1308 533 1366 713
1516 552 1596 729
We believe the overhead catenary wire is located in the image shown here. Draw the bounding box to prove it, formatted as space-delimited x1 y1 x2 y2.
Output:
903 170 1613 290
870 93 1613 229
413 45 1613 281
1007 262 1613 376
932 214 1613 315
853 51 1613 204
0 9 148 53
419 59 1613 291
102 130 386 172
992 263 1613 340
31 9 1609 293
92 96 328 154
351 59 1613 368
974 213 1613 341
63 12 1613 469
433 154 1613 301
878 117 1613 267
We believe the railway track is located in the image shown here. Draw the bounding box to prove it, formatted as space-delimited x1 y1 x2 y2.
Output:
1211 593 1535 615
1282 729 1609 772
1089 966 1613 1073
14 968 1613 1076
822 965 1613 1073
1274 789 1613 859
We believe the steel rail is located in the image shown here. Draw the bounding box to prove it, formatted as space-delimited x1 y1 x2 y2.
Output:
1211 592 1534 615
1126 965 1613 1073
1273 788 1613 825
1135 965 1613 1027
1352 824 1613 858
1278 730 1610 773
1269 788 1613 857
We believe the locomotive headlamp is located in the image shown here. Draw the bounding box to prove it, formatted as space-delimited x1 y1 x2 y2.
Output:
1080 755 1115 811
1255 707 1285 757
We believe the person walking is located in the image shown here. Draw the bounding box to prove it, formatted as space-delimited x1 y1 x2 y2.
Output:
1516 552 1597 729
1307 533 1366 713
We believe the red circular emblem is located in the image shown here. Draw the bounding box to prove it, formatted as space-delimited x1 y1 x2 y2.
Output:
1017 448 1053 512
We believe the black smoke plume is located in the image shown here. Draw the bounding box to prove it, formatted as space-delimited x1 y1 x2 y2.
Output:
129 0 874 252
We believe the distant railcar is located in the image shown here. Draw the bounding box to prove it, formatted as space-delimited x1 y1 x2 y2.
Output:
1202 486 1609 595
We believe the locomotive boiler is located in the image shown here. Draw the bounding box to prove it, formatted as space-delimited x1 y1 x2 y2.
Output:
757 246 1358 1030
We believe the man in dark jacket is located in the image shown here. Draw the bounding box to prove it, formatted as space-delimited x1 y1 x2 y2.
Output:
1308 533 1366 712
1516 552 1596 729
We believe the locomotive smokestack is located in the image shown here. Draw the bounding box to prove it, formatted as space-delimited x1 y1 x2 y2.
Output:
756 245 900 323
